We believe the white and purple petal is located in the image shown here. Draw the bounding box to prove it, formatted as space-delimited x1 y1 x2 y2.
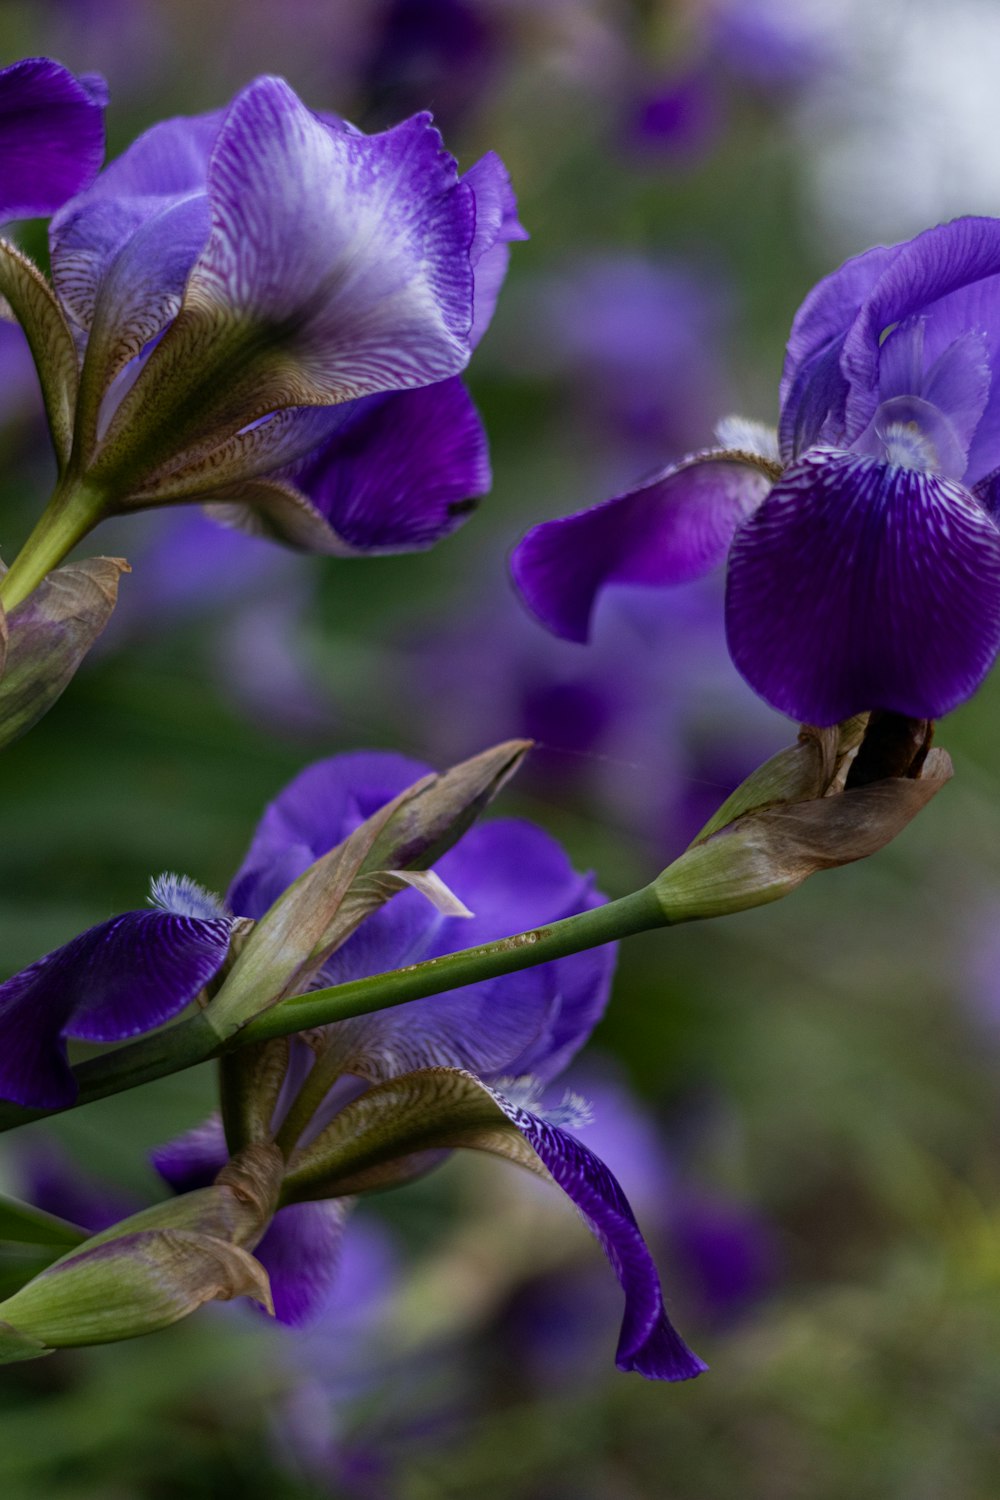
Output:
0 58 106 223
511 452 773 643
181 78 475 405
0 911 233 1109
725 447 1000 723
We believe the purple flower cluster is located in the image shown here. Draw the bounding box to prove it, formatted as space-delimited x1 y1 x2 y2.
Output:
0 752 705 1381
2 60 523 558
514 218 1000 726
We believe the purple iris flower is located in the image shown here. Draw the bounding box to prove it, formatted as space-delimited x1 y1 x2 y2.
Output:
0 57 106 222
513 218 1000 725
152 751 706 1382
48 75 525 551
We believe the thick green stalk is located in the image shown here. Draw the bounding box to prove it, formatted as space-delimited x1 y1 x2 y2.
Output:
0 481 105 611
0 884 668 1134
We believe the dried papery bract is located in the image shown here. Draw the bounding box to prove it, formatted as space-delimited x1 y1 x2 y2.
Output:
654 716 951 921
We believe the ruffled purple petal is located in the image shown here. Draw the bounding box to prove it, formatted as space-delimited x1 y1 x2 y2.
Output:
494 1090 706 1381
254 1200 349 1326
0 912 233 1108
0 58 106 222
183 78 475 404
511 453 772 642
725 447 1000 723
293 377 491 550
840 218 1000 444
463 151 527 348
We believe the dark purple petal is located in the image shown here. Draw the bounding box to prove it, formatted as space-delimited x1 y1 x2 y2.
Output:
255 1200 348 1326
0 58 106 222
726 447 1000 723
463 151 527 348
0 912 232 1108
494 1091 706 1380
779 242 901 458
511 453 772 642
293 377 490 550
839 218 1000 443
182 78 475 404
150 1113 228 1192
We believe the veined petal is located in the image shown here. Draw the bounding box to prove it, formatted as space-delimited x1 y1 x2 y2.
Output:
0 912 233 1108
725 447 1000 724
293 378 491 551
285 1067 705 1381
511 451 774 643
0 59 106 222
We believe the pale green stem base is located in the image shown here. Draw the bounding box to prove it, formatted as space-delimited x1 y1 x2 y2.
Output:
0 883 668 1134
0 482 105 612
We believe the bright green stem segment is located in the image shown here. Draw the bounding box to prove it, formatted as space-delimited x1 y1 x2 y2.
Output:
0 883 668 1134
0 481 106 611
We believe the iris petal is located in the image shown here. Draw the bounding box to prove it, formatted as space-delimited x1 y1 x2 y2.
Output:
0 912 233 1108
512 452 772 643
0 58 106 223
725 447 1000 723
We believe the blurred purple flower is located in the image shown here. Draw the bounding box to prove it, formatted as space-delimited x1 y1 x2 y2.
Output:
514 218 1000 725
0 57 106 222
526 252 729 464
13 1136 139 1234
48 75 524 551
154 751 705 1381
362 0 500 131
398 576 782 852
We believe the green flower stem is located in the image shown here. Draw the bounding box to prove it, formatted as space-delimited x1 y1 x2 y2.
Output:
0 883 669 1134
0 481 105 612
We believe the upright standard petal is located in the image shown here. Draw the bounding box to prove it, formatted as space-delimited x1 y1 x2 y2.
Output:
463 151 528 348
0 59 106 222
839 218 1000 443
725 447 1000 723
174 80 473 406
512 452 774 642
0 911 233 1108
779 241 900 457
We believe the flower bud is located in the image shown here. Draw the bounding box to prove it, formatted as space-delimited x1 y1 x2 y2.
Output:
0 1144 282 1361
654 718 952 922
0 556 128 748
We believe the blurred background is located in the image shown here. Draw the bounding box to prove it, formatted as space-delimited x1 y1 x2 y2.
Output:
3 1 1000 1495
